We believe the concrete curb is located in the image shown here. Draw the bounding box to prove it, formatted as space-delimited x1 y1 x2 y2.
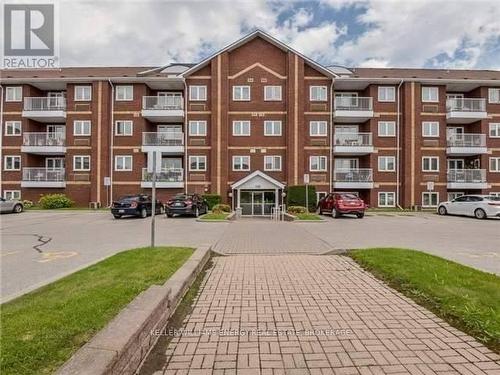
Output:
56 245 211 375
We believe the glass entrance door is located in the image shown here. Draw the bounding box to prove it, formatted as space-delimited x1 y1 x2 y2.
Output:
239 191 276 216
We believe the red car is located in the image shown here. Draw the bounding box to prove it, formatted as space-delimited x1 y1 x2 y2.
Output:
318 193 366 218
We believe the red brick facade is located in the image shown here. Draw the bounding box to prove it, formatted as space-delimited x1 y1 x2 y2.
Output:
1 32 500 209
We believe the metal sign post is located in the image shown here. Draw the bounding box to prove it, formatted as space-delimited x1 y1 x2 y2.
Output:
150 152 157 248
304 174 310 213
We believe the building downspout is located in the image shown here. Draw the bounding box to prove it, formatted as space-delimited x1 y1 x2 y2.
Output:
396 79 404 209
329 79 334 193
108 79 114 207
0 85 4 198
183 79 188 194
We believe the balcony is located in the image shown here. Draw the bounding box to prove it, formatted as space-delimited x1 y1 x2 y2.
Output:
141 168 184 188
447 169 487 189
141 96 184 122
333 168 374 189
141 132 184 153
22 97 66 123
333 97 373 123
21 132 66 155
446 134 487 156
446 98 487 124
21 168 66 188
333 133 374 155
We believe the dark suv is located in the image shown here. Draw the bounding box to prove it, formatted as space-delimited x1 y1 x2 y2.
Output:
166 194 208 218
111 194 164 219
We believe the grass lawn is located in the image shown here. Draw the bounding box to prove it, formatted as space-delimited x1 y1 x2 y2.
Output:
350 248 500 352
0 246 193 375
200 212 229 220
294 213 322 220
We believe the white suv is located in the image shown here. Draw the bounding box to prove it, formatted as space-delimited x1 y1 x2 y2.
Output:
437 195 500 219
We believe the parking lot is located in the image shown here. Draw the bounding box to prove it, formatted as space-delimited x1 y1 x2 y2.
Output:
1 210 498 302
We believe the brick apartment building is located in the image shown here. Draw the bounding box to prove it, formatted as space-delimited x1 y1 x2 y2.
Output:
1 30 500 215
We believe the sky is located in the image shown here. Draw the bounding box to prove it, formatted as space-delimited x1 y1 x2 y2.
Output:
58 0 500 70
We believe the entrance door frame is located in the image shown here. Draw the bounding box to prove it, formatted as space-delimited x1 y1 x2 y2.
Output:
239 190 276 216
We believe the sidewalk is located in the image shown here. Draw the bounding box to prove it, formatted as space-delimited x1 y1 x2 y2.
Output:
149 255 500 374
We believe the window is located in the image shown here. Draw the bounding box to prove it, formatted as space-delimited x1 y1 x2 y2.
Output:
6 87 22 102
115 155 132 171
73 120 91 136
189 86 207 101
490 157 500 172
309 156 327 171
378 121 396 137
422 121 440 137
310 86 327 101
232 156 250 171
489 88 500 103
115 85 133 101
264 121 282 136
422 192 439 207
4 156 21 170
422 87 439 102
74 85 92 101
264 86 282 101
189 156 206 171
310 121 327 136
264 156 281 171
489 123 500 138
4 190 21 200
5 121 21 136
378 87 395 102
378 192 395 207
378 156 396 172
73 155 90 171
233 86 250 101
232 120 250 136
189 120 207 136
422 156 439 172
115 120 133 136
448 192 464 201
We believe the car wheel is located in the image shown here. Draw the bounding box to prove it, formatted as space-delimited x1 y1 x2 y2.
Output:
140 208 148 218
474 208 486 220
167 213 173 218
438 206 447 215
194 207 199 218
113 214 122 219
13 204 23 213
332 208 340 218
356 212 364 219
159 205 165 215
204 204 209 214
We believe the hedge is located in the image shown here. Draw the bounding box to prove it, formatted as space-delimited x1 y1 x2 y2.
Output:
286 185 316 211
202 194 222 210
38 194 74 209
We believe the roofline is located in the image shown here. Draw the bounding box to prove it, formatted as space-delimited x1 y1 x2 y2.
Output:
230 169 285 189
334 77 500 85
181 29 337 79
0 76 185 84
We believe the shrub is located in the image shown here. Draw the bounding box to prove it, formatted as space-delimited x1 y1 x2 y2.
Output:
287 206 307 214
286 185 317 211
38 194 74 209
22 200 34 208
212 203 231 214
202 194 221 210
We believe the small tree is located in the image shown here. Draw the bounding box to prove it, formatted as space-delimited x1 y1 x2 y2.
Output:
286 185 316 212
202 194 222 210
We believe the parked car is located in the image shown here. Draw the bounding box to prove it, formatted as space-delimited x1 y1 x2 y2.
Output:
165 194 208 217
111 194 164 219
318 193 366 218
437 195 500 219
0 198 24 214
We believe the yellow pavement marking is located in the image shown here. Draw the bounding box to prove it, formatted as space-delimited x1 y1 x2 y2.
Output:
1 251 20 257
36 251 78 263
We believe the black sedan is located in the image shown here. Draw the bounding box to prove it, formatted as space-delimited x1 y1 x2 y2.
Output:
111 194 164 219
165 194 208 218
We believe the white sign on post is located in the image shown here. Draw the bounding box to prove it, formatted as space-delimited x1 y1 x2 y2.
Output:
103 177 111 186
427 181 435 191
304 174 310 184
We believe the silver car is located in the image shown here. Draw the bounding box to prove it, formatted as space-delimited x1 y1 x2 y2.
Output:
437 195 500 219
0 198 24 214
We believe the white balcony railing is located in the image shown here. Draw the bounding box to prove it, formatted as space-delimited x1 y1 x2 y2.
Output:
142 168 183 182
24 97 66 111
142 96 183 110
334 132 372 147
446 98 486 112
22 168 65 182
334 97 373 111
447 169 486 183
334 168 373 182
23 132 65 147
142 132 184 146
447 134 486 148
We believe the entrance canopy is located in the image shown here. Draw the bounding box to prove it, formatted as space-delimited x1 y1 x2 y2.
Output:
231 170 285 190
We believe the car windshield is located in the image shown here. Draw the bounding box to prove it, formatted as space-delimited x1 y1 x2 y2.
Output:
340 194 359 200
119 196 140 201
173 194 190 200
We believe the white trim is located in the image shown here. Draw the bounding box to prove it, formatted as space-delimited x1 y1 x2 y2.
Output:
422 121 440 137
5 121 22 136
422 156 440 172
378 192 396 207
232 155 251 171
3 190 21 200
378 156 396 172
264 120 282 136
5 86 22 102
264 85 282 101
378 121 396 137
422 86 439 103
488 88 500 104
4 155 21 171
490 157 500 172
189 85 207 101
115 85 134 101
74 85 92 101
264 155 282 171
422 192 439 207
189 120 207 136
73 120 91 136
231 169 285 189
378 86 395 102
310 121 327 136
232 86 251 101
310 86 328 102
232 120 251 136
114 155 133 171
73 155 91 171
189 155 207 171
489 123 500 138
115 120 133 136
309 155 327 171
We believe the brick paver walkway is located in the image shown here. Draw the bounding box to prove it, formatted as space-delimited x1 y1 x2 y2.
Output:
155 255 500 374
213 221 332 254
